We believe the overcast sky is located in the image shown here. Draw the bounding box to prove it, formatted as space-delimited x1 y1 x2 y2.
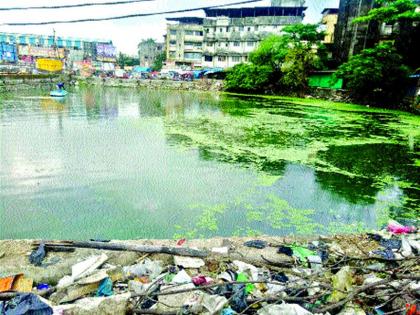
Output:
0 0 338 55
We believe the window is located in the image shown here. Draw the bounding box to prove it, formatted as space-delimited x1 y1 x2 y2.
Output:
170 30 177 35
207 42 213 47
169 40 176 45
255 25 259 31
185 30 194 35
225 43 228 47
239 26 244 32
226 27 229 32
218 56 226 62
232 56 241 62
195 31 203 36
66 40 72 47
220 28 223 32
206 28 210 33
247 27 251 32
234 42 240 47
184 52 202 60
218 43 222 47
204 55 213 62
247 42 254 47
169 51 176 58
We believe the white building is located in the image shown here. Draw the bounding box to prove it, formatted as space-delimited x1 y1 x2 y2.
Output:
202 2 306 68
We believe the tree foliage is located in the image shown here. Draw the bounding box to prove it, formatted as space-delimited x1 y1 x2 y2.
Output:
225 63 273 92
227 24 325 94
152 52 166 71
353 0 420 23
335 42 410 108
117 53 139 68
280 46 322 94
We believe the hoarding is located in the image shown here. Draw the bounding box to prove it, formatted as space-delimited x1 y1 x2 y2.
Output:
18 45 65 58
0 43 17 62
36 58 63 72
96 43 116 62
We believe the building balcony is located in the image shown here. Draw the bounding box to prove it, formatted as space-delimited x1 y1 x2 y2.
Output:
184 35 203 42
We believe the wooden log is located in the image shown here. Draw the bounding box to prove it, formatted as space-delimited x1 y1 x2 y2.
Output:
36 241 209 257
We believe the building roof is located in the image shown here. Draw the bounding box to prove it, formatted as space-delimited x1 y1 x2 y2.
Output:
166 17 204 25
321 8 339 15
204 6 306 18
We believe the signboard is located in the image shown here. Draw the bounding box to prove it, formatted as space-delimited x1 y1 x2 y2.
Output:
36 58 63 72
96 43 116 62
20 55 34 64
17 45 65 58
0 43 17 62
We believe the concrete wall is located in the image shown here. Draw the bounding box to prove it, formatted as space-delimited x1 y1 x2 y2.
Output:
0 74 68 92
76 77 224 92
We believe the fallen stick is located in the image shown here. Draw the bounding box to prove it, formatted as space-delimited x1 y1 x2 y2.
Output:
35 241 208 257
314 278 411 314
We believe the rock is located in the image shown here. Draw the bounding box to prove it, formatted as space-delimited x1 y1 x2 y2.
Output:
157 283 197 312
257 303 312 315
52 293 130 315
173 256 205 269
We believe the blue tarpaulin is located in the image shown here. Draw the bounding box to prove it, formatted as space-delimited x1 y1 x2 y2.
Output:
133 66 151 73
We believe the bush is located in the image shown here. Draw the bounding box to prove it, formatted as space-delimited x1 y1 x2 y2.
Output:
225 63 273 93
335 42 410 108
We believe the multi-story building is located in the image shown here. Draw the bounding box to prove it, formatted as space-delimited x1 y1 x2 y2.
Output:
164 0 306 69
138 39 164 68
334 0 419 67
165 17 204 69
320 8 339 44
202 3 306 68
333 0 380 64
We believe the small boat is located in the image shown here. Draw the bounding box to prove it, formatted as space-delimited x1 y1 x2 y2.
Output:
50 90 68 97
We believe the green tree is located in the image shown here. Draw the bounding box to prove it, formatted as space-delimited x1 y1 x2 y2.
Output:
117 53 139 68
280 46 321 95
335 42 410 108
235 23 325 94
353 0 420 68
353 0 420 23
152 52 166 71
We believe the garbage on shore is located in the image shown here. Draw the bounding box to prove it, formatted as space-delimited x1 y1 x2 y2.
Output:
0 222 418 315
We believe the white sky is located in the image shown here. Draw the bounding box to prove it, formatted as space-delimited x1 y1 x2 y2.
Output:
0 0 338 55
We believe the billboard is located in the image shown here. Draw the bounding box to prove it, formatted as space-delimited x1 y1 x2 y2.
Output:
36 58 63 72
0 43 17 62
18 45 65 58
96 43 116 62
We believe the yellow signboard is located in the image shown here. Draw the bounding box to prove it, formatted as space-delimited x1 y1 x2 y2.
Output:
36 58 63 72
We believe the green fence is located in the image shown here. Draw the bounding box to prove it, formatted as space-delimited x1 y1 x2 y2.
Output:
309 73 343 90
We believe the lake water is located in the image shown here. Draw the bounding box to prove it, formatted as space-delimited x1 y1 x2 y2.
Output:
1 87 419 239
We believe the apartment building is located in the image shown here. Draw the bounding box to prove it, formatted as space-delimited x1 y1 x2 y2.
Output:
202 5 306 68
164 1 306 69
138 39 164 68
165 17 204 69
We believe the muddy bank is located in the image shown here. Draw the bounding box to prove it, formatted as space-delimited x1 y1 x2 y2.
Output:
1 231 419 315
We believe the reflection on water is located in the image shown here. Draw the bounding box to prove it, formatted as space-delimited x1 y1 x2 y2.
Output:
0 87 418 239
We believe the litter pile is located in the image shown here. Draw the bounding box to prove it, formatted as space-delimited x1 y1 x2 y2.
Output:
0 220 419 315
